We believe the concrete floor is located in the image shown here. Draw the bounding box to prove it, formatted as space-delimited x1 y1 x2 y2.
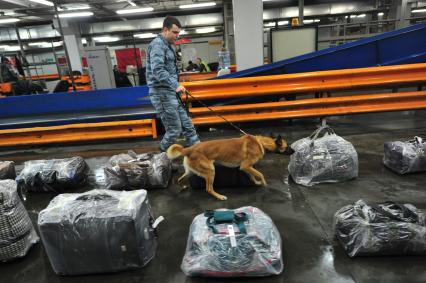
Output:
1 110 426 283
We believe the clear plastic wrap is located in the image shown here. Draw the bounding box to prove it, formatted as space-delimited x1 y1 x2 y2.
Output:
16 156 88 192
288 126 358 186
104 151 171 190
181 206 283 277
0 161 16 180
38 189 160 275
383 136 426 174
0 180 39 262
334 199 426 257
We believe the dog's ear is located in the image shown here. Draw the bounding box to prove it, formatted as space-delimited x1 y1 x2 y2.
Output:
275 135 283 146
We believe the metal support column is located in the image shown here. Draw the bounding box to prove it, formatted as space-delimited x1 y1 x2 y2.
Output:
14 25 32 82
298 0 304 26
53 0 77 91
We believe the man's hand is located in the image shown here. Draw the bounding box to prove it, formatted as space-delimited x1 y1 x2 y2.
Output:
176 85 186 93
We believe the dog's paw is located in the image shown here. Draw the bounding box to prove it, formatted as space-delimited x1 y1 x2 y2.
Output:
253 179 263 186
217 195 227 201
261 181 268 187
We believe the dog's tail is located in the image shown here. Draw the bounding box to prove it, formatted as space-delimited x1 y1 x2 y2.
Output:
166 144 185 159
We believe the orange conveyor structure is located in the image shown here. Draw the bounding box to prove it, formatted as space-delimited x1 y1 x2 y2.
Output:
181 63 426 125
0 120 157 147
0 63 425 147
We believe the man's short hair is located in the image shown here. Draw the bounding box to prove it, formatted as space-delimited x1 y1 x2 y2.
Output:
163 16 182 29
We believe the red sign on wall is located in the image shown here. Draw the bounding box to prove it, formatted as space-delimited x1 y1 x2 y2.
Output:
115 48 145 72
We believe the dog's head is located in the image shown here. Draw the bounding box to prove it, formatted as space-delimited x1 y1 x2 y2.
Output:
272 134 295 155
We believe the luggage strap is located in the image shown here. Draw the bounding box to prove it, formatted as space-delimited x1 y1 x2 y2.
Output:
205 210 248 234
309 126 335 146
366 202 420 224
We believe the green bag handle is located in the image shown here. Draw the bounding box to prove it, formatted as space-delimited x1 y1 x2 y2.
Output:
204 209 248 234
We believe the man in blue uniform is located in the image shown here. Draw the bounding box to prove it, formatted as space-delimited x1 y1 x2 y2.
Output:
146 16 200 152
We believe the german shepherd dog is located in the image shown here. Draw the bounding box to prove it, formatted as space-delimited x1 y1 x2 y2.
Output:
167 134 294 200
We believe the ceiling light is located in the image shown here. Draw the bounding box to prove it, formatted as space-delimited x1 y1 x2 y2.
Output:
116 7 154 14
93 36 120 42
127 0 137 7
180 29 187 35
0 18 20 24
314 19 320 22
350 15 357 18
278 21 289 26
303 19 314 24
264 22 275 27
196 27 215 34
29 0 54 7
357 14 366 18
58 11 94 18
29 41 62 48
81 38 87 44
4 11 16 16
378 12 384 16
58 5 91 11
412 8 426 13
179 2 216 9
5 45 21 51
134 33 156 39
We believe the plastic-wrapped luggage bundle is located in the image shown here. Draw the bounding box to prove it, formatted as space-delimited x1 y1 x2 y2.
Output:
383 136 426 174
334 199 426 257
288 126 358 186
38 189 161 275
16 157 88 192
104 151 171 190
0 161 16 180
181 206 283 277
0 180 39 262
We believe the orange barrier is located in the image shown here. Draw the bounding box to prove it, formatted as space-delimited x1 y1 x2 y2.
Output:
61 75 91 84
61 75 92 92
182 63 426 101
180 72 217 82
0 119 157 147
31 74 60 81
0 82 13 94
69 85 92 91
191 91 426 125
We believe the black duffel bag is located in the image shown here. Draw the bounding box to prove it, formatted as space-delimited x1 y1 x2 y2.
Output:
16 157 88 193
0 161 16 180
334 199 426 257
188 164 255 189
383 136 426 174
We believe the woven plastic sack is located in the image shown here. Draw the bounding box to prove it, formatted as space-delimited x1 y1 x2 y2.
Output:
0 180 39 262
